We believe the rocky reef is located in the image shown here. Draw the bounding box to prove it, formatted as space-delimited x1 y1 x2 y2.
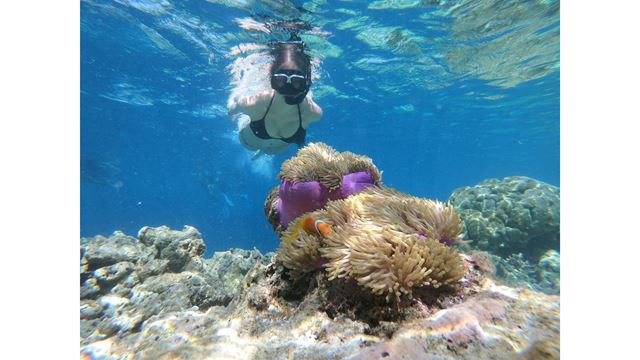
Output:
80 226 559 359
80 226 268 344
494 249 560 295
449 176 560 260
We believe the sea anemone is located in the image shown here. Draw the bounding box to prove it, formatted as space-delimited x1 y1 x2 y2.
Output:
264 143 383 233
400 198 466 246
276 212 328 276
263 186 282 234
276 187 465 302
278 142 382 189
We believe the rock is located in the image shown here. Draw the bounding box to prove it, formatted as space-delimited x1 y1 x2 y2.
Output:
467 250 496 279
130 272 224 317
160 237 206 273
81 278 100 299
80 300 104 320
98 295 130 317
491 251 560 295
80 226 267 346
104 310 144 335
203 248 270 303
108 270 143 297
138 225 202 252
353 286 559 360
537 250 560 292
80 226 559 359
80 226 224 343
81 231 155 271
80 319 99 342
110 283 134 298
135 259 169 281
94 261 135 285
449 176 559 260
137 225 206 272
84 295 133 339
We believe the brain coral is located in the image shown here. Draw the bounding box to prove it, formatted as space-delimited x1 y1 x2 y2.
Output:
276 187 465 302
448 176 560 260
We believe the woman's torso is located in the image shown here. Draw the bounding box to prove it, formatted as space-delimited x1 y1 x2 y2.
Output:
252 90 315 138
240 90 320 151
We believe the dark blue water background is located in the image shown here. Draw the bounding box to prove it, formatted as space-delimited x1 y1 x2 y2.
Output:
81 0 559 256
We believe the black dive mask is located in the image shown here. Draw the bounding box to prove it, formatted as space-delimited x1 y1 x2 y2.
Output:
271 70 309 104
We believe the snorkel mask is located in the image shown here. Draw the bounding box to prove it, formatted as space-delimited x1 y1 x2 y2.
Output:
270 40 311 105
271 70 309 104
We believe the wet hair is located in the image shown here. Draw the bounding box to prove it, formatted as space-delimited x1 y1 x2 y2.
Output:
270 42 312 104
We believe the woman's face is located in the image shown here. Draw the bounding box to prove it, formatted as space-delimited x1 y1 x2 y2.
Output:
271 69 308 97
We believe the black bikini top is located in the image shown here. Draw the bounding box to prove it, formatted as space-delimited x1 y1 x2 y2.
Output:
249 93 306 147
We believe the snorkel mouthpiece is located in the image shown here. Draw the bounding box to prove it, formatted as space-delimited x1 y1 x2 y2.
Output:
284 94 306 105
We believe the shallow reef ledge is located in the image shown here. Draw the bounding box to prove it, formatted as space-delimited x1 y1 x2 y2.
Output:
80 225 559 359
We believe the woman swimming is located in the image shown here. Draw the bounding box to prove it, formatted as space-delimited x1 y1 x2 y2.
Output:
228 34 323 158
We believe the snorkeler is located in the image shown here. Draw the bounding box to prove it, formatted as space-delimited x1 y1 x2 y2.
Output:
228 33 323 158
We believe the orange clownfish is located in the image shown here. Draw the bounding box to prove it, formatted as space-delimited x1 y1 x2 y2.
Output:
301 217 332 238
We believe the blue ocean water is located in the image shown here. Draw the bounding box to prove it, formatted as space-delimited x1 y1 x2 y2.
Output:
80 0 559 256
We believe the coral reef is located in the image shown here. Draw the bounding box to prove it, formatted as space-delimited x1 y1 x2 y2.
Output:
448 176 560 260
80 227 266 345
80 147 561 358
80 226 560 360
537 249 561 292
489 250 560 295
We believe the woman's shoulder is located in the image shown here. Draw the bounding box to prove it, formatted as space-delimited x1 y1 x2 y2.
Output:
241 89 275 109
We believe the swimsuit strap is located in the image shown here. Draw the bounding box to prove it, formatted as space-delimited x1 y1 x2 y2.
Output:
249 92 306 146
260 92 276 121
293 103 306 147
249 93 276 141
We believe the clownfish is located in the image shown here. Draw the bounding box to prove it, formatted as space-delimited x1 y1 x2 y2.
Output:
301 216 332 238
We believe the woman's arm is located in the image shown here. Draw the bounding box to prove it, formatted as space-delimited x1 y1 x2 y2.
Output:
228 90 274 120
304 97 323 124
